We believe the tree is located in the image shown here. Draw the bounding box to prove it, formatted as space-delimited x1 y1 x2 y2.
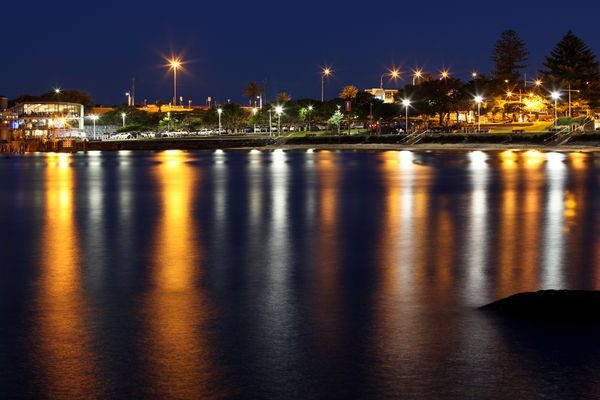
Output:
242 82 264 108
328 110 343 133
274 92 291 102
538 30 600 111
490 30 530 84
202 103 250 132
155 100 164 112
339 86 358 99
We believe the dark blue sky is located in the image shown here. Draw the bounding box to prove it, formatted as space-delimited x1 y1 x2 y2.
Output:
3 0 598 107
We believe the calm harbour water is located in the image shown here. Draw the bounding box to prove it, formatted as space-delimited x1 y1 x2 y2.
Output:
2 149 600 399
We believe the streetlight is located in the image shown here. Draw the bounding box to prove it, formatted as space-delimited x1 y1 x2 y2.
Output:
402 99 410 133
380 70 399 89
475 96 483 132
167 111 170 132
308 106 313 132
337 104 341 135
252 108 257 134
171 60 180 107
276 106 282 137
218 108 222 135
564 85 580 118
90 115 98 139
126 92 131 106
122 112 126 127
551 92 560 129
413 71 421 86
321 68 330 102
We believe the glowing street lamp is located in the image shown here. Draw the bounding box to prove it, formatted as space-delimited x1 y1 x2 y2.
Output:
308 105 313 132
413 71 421 85
380 70 399 89
276 106 283 137
122 112 126 127
218 108 222 135
402 99 410 133
90 115 99 139
171 60 180 107
126 92 131 106
321 68 330 102
475 96 483 132
551 92 560 129
252 108 257 134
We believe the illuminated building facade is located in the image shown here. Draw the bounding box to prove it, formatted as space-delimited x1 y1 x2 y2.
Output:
3 101 84 140
364 88 398 103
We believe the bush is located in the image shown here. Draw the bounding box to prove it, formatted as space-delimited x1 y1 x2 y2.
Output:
570 132 600 142
366 134 408 143
466 134 511 143
421 134 467 143
116 123 153 133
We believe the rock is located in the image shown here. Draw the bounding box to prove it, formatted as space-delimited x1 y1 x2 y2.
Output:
479 290 600 322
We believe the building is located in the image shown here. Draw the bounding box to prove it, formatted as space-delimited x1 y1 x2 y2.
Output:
2 101 84 141
364 88 398 103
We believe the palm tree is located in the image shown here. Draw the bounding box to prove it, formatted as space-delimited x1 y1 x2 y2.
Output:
274 92 291 102
339 86 358 99
155 100 164 112
242 82 264 107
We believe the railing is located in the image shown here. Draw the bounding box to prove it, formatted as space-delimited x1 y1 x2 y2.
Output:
400 130 431 145
544 116 593 146
544 127 574 146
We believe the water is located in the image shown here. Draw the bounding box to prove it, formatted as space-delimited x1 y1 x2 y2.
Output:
1 149 600 399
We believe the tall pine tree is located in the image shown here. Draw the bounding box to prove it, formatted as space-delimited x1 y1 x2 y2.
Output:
538 30 600 111
490 30 530 84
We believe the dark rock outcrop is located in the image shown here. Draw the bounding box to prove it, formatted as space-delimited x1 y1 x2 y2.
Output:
480 290 600 322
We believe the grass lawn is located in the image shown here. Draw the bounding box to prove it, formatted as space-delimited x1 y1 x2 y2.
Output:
489 121 554 133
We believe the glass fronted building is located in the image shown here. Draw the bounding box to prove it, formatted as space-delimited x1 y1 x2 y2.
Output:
3 102 84 139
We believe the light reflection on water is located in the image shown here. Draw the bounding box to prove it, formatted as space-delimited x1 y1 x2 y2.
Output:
34 158 101 397
2 149 600 398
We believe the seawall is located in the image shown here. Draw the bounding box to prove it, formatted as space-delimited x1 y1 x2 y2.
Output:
0 137 275 153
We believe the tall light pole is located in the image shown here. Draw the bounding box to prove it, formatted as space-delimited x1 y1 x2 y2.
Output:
122 113 126 127
252 108 257 134
126 92 131 106
171 60 180 107
564 84 580 118
321 69 330 102
402 99 410 133
91 115 98 139
308 106 313 132
276 106 282 137
475 96 483 132
218 108 222 135
551 92 560 129
268 109 273 136
337 105 341 135
167 111 170 132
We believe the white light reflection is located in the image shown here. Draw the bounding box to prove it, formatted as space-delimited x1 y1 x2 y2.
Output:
465 151 490 305
541 152 567 288
399 150 413 167
86 154 106 286
248 150 264 227
213 150 227 243
398 151 415 283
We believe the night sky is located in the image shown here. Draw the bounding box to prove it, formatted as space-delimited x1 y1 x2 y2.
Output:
3 0 598 107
